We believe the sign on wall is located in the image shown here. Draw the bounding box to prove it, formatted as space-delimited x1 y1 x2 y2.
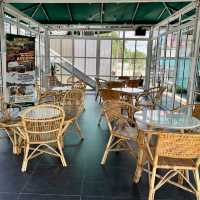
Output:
6 34 36 103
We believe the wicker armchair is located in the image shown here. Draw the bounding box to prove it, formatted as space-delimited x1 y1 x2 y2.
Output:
20 104 71 172
62 89 84 140
38 90 65 106
95 78 107 102
98 89 121 126
135 86 166 110
118 76 130 81
107 81 125 89
127 79 140 88
101 101 138 165
73 81 86 92
142 131 200 200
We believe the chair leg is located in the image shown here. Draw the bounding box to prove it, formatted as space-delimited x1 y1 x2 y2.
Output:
75 120 84 140
21 144 30 172
98 112 103 126
95 91 99 101
148 166 157 200
101 135 113 165
194 168 200 200
57 141 67 167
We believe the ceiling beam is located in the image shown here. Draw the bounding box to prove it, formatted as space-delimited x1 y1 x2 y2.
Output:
156 8 166 22
41 4 50 21
5 0 195 3
66 4 73 22
100 3 103 24
21 4 40 12
163 2 173 15
131 3 139 23
31 3 41 18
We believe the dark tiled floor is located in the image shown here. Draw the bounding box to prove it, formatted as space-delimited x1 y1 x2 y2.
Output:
0 95 196 200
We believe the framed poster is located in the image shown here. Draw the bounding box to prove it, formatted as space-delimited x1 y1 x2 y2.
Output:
6 34 36 103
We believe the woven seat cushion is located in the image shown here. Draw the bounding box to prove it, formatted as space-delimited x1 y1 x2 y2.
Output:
64 106 80 120
112 118 138 140
158 157 195 169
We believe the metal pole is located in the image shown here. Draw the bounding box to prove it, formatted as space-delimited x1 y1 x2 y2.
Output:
145 28 153 90
188 1 200 104
96 33 100 78
0 3 7 101
44 28 50 89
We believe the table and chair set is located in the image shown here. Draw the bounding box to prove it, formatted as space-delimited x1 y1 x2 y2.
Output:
0 80 86 172
96 77 200 200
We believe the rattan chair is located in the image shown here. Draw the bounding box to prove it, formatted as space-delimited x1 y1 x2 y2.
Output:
73 81 86 92
142 131 200 200
101 100 138 165
38 90 65 106
98 89 121 126
118 76 130 81
107 81 125 89
95 78 107 102
127 79 140 88
62 89 84 140
20 104 71 172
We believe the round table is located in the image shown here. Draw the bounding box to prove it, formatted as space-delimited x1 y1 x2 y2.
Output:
133 109 200 184
134 109 200 130
51 86 71 92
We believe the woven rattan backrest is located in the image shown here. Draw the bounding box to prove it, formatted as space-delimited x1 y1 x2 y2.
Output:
39 91 58 104
73 81 86 91
127 80 140 88
107 81 125 89
100 89 121 102
63 89 83 107
156 132 200 159
118 76 130 81
21 104 65 143
104 100 134 125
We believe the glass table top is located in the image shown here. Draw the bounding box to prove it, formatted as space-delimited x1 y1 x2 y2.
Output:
112 87 144 95
134 109 200 130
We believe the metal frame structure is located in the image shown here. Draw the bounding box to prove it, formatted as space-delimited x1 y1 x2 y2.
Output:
0 1 200 108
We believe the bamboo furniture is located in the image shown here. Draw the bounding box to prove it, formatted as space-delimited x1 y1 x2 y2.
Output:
127 79 140 88
101 100 138 165
118 76 130 81
135 86 166 110
139 131 200 200
95 77 107 102
62 89 84 140
20 104 71 172
98 89 121 125
107 80 125 89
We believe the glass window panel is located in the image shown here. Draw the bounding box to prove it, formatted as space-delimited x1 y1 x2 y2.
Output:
50 39 61 55
74 58 85 73
86 58 96 75
19 28 26 36
123 59 134 76
100 40 111 58
124 40 135 58
4 22 10 33
100 59 110 76
86 40 97 57
135 59 146 76
111 59 122 76
112 40 123 58
179 33 187 57
74 39 85 57
61 39 72 57
186 33 193 57
11 24 17 34
136 41 147 58
125 31 135 38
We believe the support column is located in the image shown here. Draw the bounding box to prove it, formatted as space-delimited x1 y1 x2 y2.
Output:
44 28 50 89
96 35 100 78
0 3 7 101
145 28 153 90
188 2 200 104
